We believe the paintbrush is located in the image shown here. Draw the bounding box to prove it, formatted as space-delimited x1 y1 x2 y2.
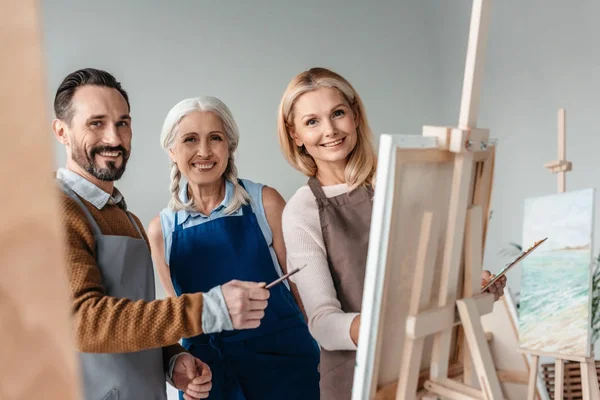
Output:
265 264 308 289
481 237 548 293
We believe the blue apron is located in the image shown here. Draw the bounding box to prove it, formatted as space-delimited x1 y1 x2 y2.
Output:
169 182 320 400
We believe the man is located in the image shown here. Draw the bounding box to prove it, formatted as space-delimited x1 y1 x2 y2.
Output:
52 68 270 400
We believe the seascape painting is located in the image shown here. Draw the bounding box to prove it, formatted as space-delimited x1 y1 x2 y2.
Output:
518 188 595 357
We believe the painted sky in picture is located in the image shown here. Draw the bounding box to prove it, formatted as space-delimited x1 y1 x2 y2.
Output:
522 189 594 251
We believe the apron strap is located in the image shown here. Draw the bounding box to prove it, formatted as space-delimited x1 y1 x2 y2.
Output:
173 211 181 232
56 179 103 238
307 176 327 200
125 212 144 239
237 179 255 217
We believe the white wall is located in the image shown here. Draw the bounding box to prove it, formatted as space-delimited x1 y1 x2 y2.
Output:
430 0 600 295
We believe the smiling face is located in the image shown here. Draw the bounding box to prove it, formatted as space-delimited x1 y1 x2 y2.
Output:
290 87 358 174
169 110 229 187
54 85 132 184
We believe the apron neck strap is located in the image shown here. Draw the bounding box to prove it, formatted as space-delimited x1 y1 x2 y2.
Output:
307 177 327 200
57 178 143 239
57 178 103 238
127 213 144 238
236 178 254 216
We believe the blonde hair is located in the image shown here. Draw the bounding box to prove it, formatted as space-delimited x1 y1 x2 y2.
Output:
277 67 377 191
160 97 250 214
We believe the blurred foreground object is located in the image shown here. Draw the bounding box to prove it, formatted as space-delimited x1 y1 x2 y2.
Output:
0 0 81 399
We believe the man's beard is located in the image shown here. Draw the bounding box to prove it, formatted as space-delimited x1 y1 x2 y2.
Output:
72 143 130 181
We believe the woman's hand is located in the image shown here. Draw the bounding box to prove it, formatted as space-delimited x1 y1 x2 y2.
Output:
350 314 361 345
481 270 507 301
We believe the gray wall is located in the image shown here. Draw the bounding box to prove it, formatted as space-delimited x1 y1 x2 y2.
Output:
42 0 443 289
430 0 600 294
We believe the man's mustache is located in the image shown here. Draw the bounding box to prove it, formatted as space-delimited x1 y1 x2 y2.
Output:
90 145 129 160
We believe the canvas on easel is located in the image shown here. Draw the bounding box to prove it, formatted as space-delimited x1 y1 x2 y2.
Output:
519 109 600 400
352 1 505 399
0 1 80 399
519 188 595 358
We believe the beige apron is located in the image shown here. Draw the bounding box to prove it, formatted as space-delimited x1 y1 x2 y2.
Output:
307 177 374 400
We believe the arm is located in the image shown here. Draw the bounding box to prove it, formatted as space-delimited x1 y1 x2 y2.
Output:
147 216 203 380
281 197 359 351
148 216 177 297
261 186 307 318
145 216 189 377
62 199 205 353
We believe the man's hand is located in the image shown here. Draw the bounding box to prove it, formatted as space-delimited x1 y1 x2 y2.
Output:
481 270 507 301
221 280 269 329
172 353 212 400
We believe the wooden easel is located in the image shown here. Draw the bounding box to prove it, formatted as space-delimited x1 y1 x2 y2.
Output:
407 1 501 398
520 109 600 400
543 109 572 193
352 1 506 399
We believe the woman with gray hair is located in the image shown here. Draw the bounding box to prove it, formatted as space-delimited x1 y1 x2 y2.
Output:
148 96 320 400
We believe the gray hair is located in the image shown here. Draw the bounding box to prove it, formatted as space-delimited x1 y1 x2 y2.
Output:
160 96 250 214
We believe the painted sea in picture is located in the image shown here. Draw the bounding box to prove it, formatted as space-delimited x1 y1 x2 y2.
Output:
518 188 595 357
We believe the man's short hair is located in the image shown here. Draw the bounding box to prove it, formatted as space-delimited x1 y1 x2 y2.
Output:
54 68 130 125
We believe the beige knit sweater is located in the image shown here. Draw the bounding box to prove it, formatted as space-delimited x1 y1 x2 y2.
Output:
282 183 359 351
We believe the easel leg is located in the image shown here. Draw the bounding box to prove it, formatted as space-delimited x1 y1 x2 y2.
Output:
527 355 539 400
586 358 600 399
430 152 474 380
581 360 591 399
396 213 440 400
580 357 600 400
554 359 564 400
456 297 503 400
462 206 485 389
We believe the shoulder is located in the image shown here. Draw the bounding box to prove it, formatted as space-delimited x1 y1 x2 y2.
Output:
238 178 263 205
56 189 94 232
154 208 176 238
147 215 163 245
57 188 84 215
261 186 286 213
55 189 97 251
282 185 320 235
283 185 317 219
237 178 283 212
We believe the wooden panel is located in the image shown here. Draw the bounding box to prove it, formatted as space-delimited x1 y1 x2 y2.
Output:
0 1 80 399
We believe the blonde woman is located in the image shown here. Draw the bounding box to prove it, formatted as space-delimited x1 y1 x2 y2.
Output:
277 67 506 399
148 97 319 400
